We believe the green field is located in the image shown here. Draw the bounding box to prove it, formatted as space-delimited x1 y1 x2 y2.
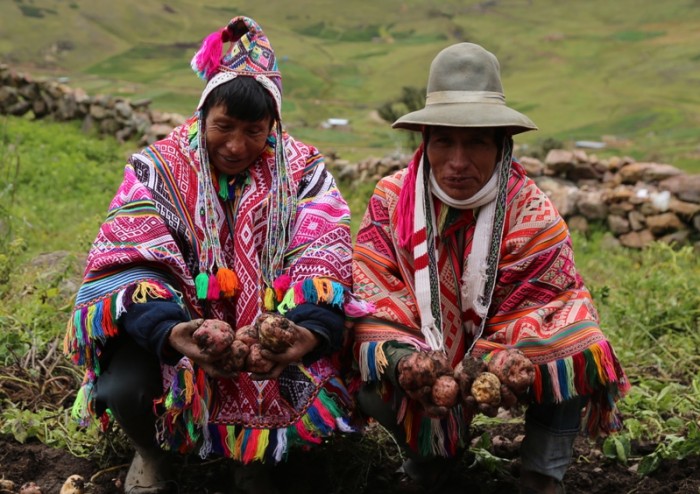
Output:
1 0 699 170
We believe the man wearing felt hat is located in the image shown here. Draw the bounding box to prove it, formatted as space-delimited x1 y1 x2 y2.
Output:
351 43 630 493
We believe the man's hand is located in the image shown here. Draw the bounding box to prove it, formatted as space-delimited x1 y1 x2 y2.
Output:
168 318 239 378
249 322 320 381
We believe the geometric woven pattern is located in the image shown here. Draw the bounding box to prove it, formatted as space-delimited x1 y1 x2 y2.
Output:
75 118 352 429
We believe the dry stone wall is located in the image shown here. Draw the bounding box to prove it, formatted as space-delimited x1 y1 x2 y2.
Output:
0 64 184 145
2 64 699 249
331 151 700 250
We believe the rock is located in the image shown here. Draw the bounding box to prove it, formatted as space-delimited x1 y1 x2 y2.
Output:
669 197 700 220
534 176 579 217
518 156 545 176
544 149 575 175
567 215 589 235
607 215 630 235
628 210 646 231
577 189 608 220
659 174 700 204
618 163 683 184
619 229 655 249
645 212 686 235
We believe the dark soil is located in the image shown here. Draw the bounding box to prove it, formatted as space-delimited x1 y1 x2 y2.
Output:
1 421 699 494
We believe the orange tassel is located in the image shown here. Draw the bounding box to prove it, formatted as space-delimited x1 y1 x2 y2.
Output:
217 267 240 297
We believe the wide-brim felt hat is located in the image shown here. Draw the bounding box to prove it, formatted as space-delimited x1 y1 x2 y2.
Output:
393 43 537 135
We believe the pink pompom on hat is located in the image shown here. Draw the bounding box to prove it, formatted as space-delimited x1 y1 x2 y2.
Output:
191 16 282 115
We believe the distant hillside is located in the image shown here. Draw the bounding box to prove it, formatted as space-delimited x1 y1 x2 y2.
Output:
1 0 699 170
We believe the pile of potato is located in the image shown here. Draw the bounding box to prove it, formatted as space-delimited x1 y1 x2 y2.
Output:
192 313 298 375
398 348 535 417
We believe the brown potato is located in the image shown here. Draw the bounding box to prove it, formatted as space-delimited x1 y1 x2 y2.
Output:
255 312 297 353
245 343 274 374
235 324 260 346
216 339 249 374
193 319 235 355
431 375 460 408
427 350 453 377
397 352 438 391
488 349 535 396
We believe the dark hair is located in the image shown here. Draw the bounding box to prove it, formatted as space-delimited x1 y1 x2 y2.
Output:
201 76 277 123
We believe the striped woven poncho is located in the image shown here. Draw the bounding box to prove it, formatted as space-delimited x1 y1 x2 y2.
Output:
352 158 630 457
64 117 356 463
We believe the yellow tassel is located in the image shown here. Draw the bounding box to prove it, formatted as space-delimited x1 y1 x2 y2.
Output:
374 341 389 377
253 429 270 461
264 287 276 310
217 268 240 297
312 278 331 303
133 282 168 303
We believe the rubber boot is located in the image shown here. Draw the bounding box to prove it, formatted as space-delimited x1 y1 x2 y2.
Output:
125 449 178 494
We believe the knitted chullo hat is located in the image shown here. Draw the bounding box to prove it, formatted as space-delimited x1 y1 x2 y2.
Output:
189 16 296 305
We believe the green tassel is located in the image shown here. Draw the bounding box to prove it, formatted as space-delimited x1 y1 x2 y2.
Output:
218 174 229 199
195 272 209 300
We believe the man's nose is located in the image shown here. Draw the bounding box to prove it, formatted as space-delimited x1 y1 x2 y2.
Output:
225 133 244 154
446 145 469 168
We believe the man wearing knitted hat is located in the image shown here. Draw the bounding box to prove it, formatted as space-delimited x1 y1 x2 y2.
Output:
351 43 629 493
64 16 365 493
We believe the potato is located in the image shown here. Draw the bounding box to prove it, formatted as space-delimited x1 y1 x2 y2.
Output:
255 312 297 353
427 350 453 377
470 372 501 407
216 339 249 374
193 319 235 355
454 355 487 400
488 349 535 396
245 343 274 374
235 324 260 346
431 375 460 408
397 352 438 391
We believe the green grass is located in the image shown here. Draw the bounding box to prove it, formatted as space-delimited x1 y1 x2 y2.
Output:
2 0 699 171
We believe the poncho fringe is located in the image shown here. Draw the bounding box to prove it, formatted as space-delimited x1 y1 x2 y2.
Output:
65 275 358 452
356 337 629 454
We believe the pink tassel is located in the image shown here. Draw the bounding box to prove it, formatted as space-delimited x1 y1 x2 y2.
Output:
293 282 305 305
191 28 226 80
396 143 424 249
207 274 221 300
273 274 292 293
344 298 375 318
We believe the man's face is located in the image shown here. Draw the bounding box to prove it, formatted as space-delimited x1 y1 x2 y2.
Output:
426 126 499 201
205 104 272 176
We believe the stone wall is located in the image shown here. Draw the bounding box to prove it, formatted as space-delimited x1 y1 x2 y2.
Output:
2 64 699 249
0 64 183 145
331 151 700 250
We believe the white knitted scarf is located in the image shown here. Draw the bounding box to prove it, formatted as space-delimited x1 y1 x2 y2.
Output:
413 144 510 351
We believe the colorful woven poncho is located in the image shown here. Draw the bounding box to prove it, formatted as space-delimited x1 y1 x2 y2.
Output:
352 156 630 457
64 116 356 463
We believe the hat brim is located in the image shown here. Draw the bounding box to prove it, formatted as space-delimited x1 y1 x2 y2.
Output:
392 102 537 135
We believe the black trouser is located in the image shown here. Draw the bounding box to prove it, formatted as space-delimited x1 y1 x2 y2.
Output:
94 337 164 453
